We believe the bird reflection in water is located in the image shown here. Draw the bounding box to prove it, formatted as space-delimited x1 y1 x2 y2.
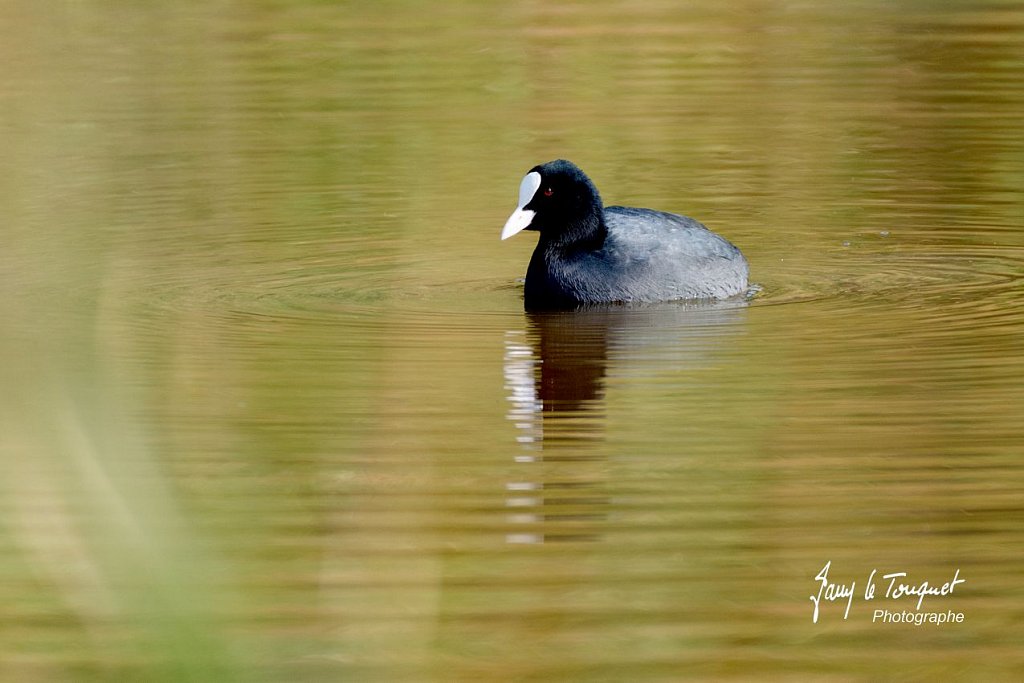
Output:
504 310 613 544
503 304 747 544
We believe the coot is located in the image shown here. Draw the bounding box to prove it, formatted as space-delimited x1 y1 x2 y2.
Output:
501 159 748 310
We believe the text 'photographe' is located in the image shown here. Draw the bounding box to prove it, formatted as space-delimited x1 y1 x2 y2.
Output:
810 561 965 624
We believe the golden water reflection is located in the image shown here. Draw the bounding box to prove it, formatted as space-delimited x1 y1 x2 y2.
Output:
2 0 1024 680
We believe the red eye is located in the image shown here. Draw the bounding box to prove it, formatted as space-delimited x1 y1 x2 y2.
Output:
543 187 553 196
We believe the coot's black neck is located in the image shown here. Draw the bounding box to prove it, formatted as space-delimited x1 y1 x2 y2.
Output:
525 207 607 310
539 204 608 253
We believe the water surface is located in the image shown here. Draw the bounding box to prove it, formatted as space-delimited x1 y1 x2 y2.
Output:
2 1 1023 680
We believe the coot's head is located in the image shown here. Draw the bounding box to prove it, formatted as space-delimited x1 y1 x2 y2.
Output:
500 159 605 248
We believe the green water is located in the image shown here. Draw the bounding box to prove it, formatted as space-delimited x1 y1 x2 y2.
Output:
2 1 1023 680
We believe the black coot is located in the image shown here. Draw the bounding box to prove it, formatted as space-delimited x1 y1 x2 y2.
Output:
501 159 748 310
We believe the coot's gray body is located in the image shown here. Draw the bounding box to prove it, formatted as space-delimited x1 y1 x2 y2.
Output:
501 160 748 310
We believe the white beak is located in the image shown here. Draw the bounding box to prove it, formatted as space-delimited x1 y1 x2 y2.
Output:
500 171 541 240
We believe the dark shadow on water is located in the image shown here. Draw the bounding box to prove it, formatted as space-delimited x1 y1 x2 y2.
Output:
502 301 748 544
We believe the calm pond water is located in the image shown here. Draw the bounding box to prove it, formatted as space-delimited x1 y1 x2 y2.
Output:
2 1 1023 681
